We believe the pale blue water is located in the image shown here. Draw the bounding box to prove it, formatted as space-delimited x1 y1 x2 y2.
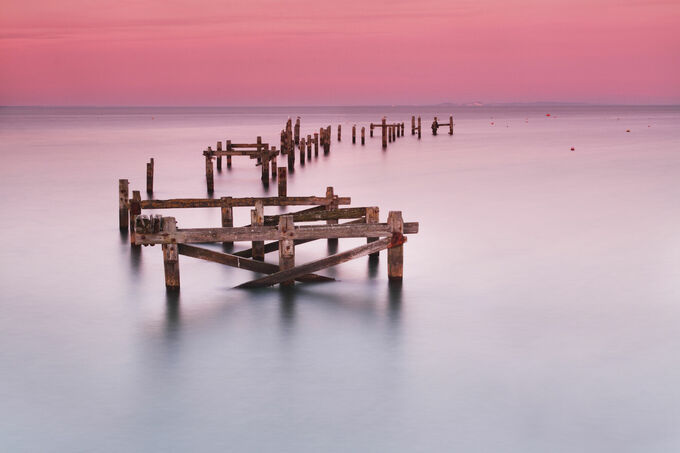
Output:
1 105 679 452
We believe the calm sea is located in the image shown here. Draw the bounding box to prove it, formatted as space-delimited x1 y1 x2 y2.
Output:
1 105 679 452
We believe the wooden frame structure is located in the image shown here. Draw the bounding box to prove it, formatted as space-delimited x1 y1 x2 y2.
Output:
411 116 422 139
369 118 406 148
432 116 454 135
133 209 418 289
203 137 279 192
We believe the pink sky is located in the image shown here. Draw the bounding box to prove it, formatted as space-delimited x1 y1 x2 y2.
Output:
1 0 678 105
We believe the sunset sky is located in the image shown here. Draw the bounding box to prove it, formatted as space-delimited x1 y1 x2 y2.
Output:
1 0 678 105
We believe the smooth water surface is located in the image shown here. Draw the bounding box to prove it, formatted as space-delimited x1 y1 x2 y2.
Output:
1 105 679 452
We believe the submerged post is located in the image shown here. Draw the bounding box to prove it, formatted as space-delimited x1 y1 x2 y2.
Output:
119 179 129 229
288 139 295 170
307 134 312 158
366 206 379 257
162 217 180 289
271 146 277 179
314 132 319 156
294 117 300 145
220 197 233 246
417 116 421 139
381 117 387 148
387 211 404 280
226 140 232 168
130 190 141 246
326 186 338 245
337 124 341 141
278 215 295 286
370 124 374 137
361 126 365 145
216 141 222 170
146 158 154 194
432 117 438 135
299 137 306 165
449 115 454 135
205 149 214 193
411 116 415 135
278 167 287 197
352 125 356 144
251 201 264 261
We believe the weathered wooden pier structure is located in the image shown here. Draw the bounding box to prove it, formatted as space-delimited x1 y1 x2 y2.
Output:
203 137 279 192
370 118 406 148
411 116 422 139
432 116 454 135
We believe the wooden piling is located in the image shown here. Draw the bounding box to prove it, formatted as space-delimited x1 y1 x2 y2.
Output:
294 117 300 145
338 124 341 141
352 125 356 144
411 116 415 135
417 116 421 139
299 137 306 164
361 126 365 145
370 124 374 137
449 115 454 135
387 211 404 280
326 186 338 245
401 122 405 136
432 117 438 135
226 140 232 168
366 206 379 257
216 141 222 170
205 151 214 193
278 167 287 197
388 125 393 143
314 133 319 156
251 201 264 261
119 179 129 229
162 217 180 289
221 197 234 246
130 190 142 245
381 117 387 148
287 139 295 170
278 215 295 286
307 134 312 158
146 158 154 194
270 146 277 179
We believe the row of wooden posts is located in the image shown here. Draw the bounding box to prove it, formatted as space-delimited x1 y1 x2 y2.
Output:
119 168 419 289
140 115 453 196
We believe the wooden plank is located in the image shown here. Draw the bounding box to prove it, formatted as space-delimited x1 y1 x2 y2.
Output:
237 237 392 288
263 207 367 224
177 244 333 283
138 195 351 209
135 221 419 245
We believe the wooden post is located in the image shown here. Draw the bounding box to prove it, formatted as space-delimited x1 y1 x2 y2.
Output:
271 146 277 179
256 136 263 164
449 115 454 135
288 138 295 170
361 127 365 145
411 116 415 135
432 117 438 135
261 146 270 182
307 134 312 158
205 150 214 193
216 141 222 170
146 158 154 194
251 201 264 261
325 126 331 154
337 124 341 141
370 124 374 137
278 167 287 197
280 130 286 154
119 179 129 229
401 122 405 136
299 137 306 164
366 206 379 257
352 125 356 144
387 211 404 280
294 117 300 145
162 217 180 289
226 140 232 168
388 125 393 143
278 215 295 286
326 186 338 245
417 117 421 139
130 190 141 245
381 117 387 148
221 197 234 246
314 132 319 156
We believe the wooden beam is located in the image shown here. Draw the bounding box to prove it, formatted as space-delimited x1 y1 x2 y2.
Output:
278 216 295 286
237 237 393 288
387 211 404 280
162 217 180 289
119 179 129 229
138 195 351 209
177 244 332 283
